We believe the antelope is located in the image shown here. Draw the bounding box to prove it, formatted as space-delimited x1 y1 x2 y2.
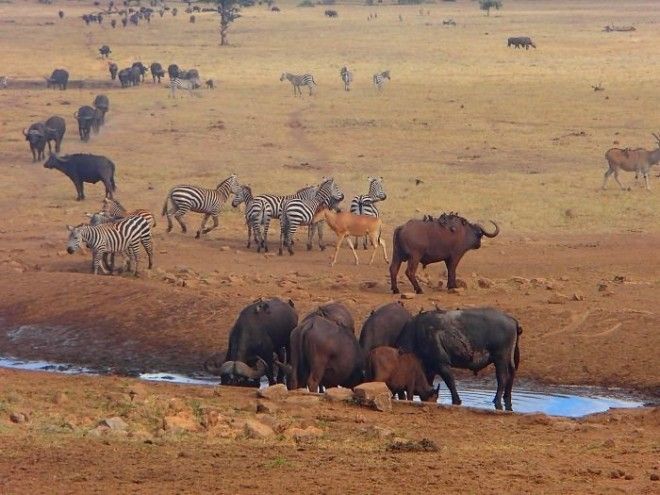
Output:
314 207 388 266
603 133 660 190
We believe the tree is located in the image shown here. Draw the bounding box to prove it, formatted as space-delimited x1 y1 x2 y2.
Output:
214 0 242 46
479 0 502 16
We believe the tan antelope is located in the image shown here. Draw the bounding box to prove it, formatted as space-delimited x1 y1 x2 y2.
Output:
314 207 388 266
603 133 660 190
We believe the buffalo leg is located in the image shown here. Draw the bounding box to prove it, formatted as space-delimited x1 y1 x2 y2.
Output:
438 366 461 405
493 360 508 411
103 179 113 199
504 363 515 411
389 255 403 294
445 256 463 290
405 257 423 294
73 179 84 201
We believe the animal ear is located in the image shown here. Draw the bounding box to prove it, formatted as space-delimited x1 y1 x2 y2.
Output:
66 225 74 231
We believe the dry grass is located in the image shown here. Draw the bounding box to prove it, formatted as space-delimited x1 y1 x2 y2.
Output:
0 0 658 243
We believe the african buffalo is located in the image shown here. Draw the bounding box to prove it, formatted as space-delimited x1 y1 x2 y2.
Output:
508 36 536 49
108 62 118 80
214 298 298 386
117 68 132 87
44 116 66 154
397 307 522 411
366 346 438 401
23 122 47 161
150 62 166 83
359 301 412 353
74 106 96 142
46 69 69 90
284 308 364 392
390 212 499 294
302 301 355 334
167 64 180 80
93 95 109 125
131 62 148 82
44 153 116 201
99 45 111 58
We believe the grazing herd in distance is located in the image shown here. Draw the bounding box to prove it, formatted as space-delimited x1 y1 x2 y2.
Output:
205 298 523 412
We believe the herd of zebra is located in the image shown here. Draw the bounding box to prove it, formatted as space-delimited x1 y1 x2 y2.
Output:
68 175 387 275
282 68 391 95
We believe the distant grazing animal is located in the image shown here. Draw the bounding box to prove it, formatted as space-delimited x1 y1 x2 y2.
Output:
58 10 64 18
46 69 69 90
213 298 298 386
162 175 239 238
603 134 660 190
66 215 152 275
350 176 386 249
340 66 353 91
117 68 133 87
168 77 199 98
93 94 109 126
390 212 499 294
108 62 118 80
373 70 390 91
205 79 214 89
281 303 363 392
150 62 165 83
442 19 456 26
315 207 388 266
271 6 280 11
110 19 117 28
74 106 97 142
23 122 47 161
397 307 522 411
44 153 116 201
167 64 180 80
507 36 536 49
180 69 200 82
98 45 111 58
44 116 66 154
172 7 178 16
0 76 7 88
128 66 142 85
367 347 438 401
131 62 148 82
280 72 316 96
129 13 139 25
325 9 338 17
279 178 344 256
359 301 412 354
121 17 127 27
189 15 195 23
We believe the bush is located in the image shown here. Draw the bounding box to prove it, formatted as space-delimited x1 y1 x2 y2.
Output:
320 0 335 4
298 0 315 6
397 0 423 4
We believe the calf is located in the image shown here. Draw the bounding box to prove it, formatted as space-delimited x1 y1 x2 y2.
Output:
367 346 438 401
367 346 439 402
43 153 116 201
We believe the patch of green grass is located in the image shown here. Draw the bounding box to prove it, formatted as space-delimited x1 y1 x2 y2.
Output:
266 456 289 468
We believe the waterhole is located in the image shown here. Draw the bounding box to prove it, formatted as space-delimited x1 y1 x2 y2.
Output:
0 356 651 418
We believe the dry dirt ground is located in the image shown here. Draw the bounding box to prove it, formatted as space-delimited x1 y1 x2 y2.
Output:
0 0 659 493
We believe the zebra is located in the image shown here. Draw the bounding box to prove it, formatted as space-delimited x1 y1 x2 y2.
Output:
66 215 153 275
280 72 316 96
350 176 386 249
169 77 200 98
279 178 344 256
231 184 264 249
373 70 390 91
162 174 239 239
340 66 353 91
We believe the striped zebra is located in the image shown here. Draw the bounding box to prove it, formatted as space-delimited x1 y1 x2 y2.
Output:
373 70 390 91
66 215 153 275
280 72 316 96
350 176 386 249
162 174 239 239
231 185 264 249
279 177 344 256
169 77 200 98
340 66 353 91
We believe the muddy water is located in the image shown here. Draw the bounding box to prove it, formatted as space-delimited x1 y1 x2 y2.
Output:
1 356 650 418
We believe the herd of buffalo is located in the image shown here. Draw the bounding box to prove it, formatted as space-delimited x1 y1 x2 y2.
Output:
204 299 522 411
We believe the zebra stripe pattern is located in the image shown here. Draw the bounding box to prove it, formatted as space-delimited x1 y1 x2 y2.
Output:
279 178 344 256
101 198 156 228
280 72 316 96
231 185 264 250
373 70 390 91
162 174 239 238
350 176 386 248
169 77 200 98
340 66 353 91
67 215 153 275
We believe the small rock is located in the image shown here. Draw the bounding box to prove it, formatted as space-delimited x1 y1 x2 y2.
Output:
548 292 570 304
362 425 395 438
650 473 659 481
361 281 379 289
100 416 128 431
87 425 110 437
602 438 615 448
256 400 279 414
387 437 438 452
220 246 230 251
284 426 323 441
163 411 198 433
285 395 321 406
572 292 585 301
597 283 608 292
511 276 529 285
257 383 288 401
455 278 468 289
254 414 280 432
624 474 634 480
354 382 392 412
52 391 68 405
613 275 625 283
400 292 415 300
9 412 27 424
244 419 275 439
324 387 354 402
477 277 494 289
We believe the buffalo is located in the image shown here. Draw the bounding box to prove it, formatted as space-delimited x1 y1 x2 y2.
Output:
212 298 298 386
167 64 180 80
93 95 109 126
508 36 536 49
131 62 148 82
398 307 522 411
99 45 111 58
359 301 412 353
117 68 132 87
23 122 47 161
46 69 69 90
74 106 96 142
44 116 66 154
108 62 118 80
111 19 116 28
282 302 364 392
366 346 438 401
58 10 64 18
390 212 499 294
44 153 116 201
150 62 166 83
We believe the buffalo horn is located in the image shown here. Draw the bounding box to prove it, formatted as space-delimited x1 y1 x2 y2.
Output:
232 358 266 380
22 128 28 137
273 358 292 376
478 220 500 238
217 360 235 376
